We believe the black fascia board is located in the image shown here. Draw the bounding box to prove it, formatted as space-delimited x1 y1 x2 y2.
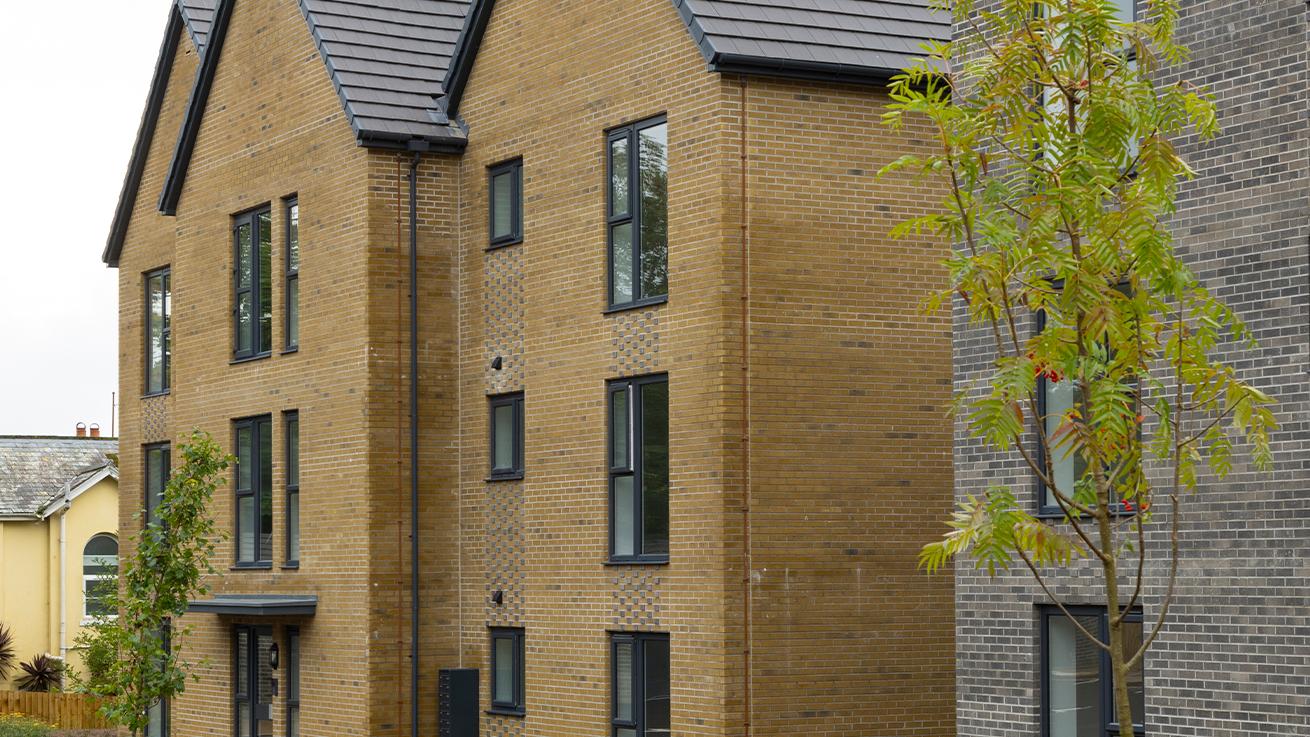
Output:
708 53 901 88
440 0 497 120
103 6 184 266
158 0 236 216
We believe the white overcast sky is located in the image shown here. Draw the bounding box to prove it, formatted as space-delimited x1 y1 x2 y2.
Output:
0 2 167 436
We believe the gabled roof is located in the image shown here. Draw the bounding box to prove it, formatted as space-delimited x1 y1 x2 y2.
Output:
670 0 950 84
178 0 218 56
301 0 471 148
37 463 119 519
0 437 119 518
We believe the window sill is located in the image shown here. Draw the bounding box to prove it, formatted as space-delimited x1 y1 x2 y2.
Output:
486 473 525 483
230 563 274 571
604 296 668 315
486 708 526 718
230 353 272 366
281 563 300 570
486 238 523 251
281 347 299 356
1036 508 1139 521
141 390 171 399
604 556 669 567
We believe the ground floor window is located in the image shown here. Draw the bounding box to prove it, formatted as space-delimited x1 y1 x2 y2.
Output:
233 626 274 737
611 632 669 737
1042 606 1145 737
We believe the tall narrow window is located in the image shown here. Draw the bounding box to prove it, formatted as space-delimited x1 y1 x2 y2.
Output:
286 628 300 737
144 443 170 527
234 416 273 566
611 633 670 737
285 199 300 350
147 626 171 737
82 533 119 620
1042 607 1145 737
145 268 171 394
489 628 525 715
234 208 273 359
488 160 523 247
285 412 300 566
608 375 669 562
607 117 668 309
233 626 274 737
489 393 525 480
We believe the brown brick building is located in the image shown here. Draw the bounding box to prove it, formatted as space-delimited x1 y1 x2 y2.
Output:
104 1 956 736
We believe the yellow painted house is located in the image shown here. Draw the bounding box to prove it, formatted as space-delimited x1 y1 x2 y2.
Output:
0 435 119 688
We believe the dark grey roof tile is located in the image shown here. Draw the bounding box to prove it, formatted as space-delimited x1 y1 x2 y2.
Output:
0 437 118 517
177 0 217 55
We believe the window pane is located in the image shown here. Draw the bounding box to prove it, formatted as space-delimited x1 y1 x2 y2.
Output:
287 418 300 487
494 636 514 704
146 701 163 737
1044 379 1086 508
259 423 273 562
638 123 668 299
610 136 630 215
493 403 515 471
1048 615 1103 737
641 381 669 556
611 388 629 469
492 171 513 239
238 496 255 562
237 427 253 490
146 448 166 525
287 203 300 272
237 293 253 354
287 710 299 737
616 730 636 737
613 476 635 557
644 639 670 736
258 212 273 354
236 630 250 694
237 703 251 737
611 223 634 305
236 224 252 287
286 278 299 348
1119 620 1146 727
1111 0 1134 22
257 632 274 705
614 641 634 721
148 275 165 392
288 491 300 562
288 632 300 699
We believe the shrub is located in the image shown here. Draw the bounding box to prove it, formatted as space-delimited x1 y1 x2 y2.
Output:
15 654 63 693
0 714 54 737
0 624 15 680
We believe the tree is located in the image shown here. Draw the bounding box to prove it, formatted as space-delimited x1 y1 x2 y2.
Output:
881 2 1276 735
72 432 230 736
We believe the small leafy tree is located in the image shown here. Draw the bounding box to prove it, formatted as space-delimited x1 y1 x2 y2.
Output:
0 624 15 682
882 1 1276 735
72 432 230 736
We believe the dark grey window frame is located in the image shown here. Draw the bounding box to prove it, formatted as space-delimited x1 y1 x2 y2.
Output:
607 374 669 564
286 627 300 737
488 393 525 481
233 206 273 361
144 443 170 528
232 624 274 737
284 411 300 568
606 115 668 312
144 267 171 395
284 197 300 352
610 632 670 737
488 627 525 716
147 624 172 737
233 415 273 568
1039 605 1145 737
488 159 523 248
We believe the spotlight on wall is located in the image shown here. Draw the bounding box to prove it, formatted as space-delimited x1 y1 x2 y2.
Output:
491 356 504 371
491 590 504 606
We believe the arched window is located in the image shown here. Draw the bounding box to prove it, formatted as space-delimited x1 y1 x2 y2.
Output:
83 534 118 620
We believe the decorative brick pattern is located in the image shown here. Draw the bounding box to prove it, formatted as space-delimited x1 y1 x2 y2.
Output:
484 245 525 395
141 396 169 444
612 570 662 629
610 308 662 377
485 480 526 627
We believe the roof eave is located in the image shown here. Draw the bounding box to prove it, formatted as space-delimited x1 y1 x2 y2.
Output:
708 53 902 88
441 0 497 120
356 130 468 154
158 0 236 217
102 6 185 267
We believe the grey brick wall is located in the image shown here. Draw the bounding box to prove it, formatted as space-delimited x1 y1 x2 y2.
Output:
953 2 1310 735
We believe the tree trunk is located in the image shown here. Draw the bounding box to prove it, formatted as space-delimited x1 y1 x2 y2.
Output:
1095 471 1136 737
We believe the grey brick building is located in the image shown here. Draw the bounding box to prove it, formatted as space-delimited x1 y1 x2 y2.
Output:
953 2 1310 736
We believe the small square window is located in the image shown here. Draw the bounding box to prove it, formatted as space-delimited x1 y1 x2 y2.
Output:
489 393 525 480
489 628 525 715
488 160 523 248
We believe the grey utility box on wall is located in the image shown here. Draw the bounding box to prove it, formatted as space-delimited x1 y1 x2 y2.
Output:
438 668 479 737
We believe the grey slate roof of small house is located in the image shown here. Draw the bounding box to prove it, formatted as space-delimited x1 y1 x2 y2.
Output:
670 0 950 82
300 0 471 146
0 437 118 517
177 0 217 56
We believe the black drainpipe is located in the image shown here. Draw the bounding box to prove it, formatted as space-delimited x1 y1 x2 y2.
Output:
406 140 428 737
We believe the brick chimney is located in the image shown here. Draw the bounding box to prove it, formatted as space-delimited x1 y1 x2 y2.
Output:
75 422 87 438
89 424 101 439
